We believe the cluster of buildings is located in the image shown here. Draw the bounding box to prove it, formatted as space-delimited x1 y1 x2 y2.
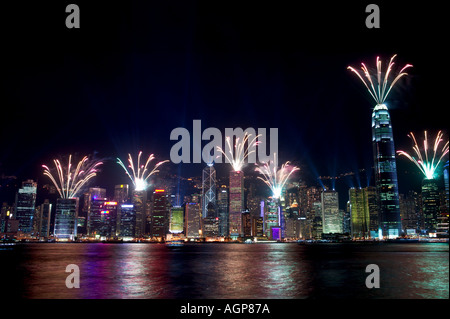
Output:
0 158 448 242
0 103 448 242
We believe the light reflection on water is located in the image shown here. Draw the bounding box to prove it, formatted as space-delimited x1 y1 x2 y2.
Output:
0 242 447 299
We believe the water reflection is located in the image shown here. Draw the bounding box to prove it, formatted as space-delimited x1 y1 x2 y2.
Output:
0 242 447 299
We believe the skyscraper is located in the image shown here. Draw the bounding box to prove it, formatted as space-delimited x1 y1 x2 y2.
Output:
169 206 184 234
202 163 217 218
349 188 369 239
150 189 169 239
229 171 244 238
35 199 52 238
321 189 341 234
54 198 79 240
119 204 135 238
372 104 402 238
421 178 440 234
263 198 279 239
88 198 118 238
185 202 201 239
114 184 129 203
217 185 229 237
14 179 37 236
132 189 147 237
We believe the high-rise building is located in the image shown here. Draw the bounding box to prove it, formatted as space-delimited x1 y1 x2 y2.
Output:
217 185 229 237
0 203 14 234
169 206 184 234
263 198 279 239
202 163 216 218
119 204 135 237
321 189 342 234
349 188 370 239
229 171 244 237
185 202 201 239
150 189 169 239
366 186 379 238
87 198 118 238
14 179 37 235
132 189 147 237
372 104 402 238
35 199 52 238
399 191 420 235
241 210 252 237
421 178 440 234
114 184 129 203
54 198 79 240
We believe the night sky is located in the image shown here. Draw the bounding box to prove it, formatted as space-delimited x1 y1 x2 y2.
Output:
1 1 447 201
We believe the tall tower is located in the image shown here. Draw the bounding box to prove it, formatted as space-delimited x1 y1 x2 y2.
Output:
150 189 168 239
229 171 244 237
132 189 147 238
54 197 79 240
217 185 229 237
14 179 37 236
421 178 440 234
321 189 341 234
372 104 402 238
349 188 370 239
202 163 217 218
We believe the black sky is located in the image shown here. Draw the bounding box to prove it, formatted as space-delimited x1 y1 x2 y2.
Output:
1 1 447 199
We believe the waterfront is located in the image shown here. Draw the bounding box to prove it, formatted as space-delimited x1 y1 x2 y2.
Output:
0 242 447 299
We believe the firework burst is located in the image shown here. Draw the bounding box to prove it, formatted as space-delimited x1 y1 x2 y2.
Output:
42 155 103 198
397 131 449 180
117 151 169 191
217 133 260 172
347 54 412 105
255 153 299 198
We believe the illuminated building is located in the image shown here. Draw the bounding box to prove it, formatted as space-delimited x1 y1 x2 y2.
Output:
132 189 147 237
150 189 169 239
54 198 79 240
0 203 14 233
437 161 449 237
422 178 440 234
349 188 370 239
185 202 201 239
321 189 342 234
35 199 52 238
119 204 135 237
241 210 252 237
217 185 229 237
372 104 402 238
263 198 279 239
399 191 420 235
14 179 37 235
229 171 244 237
114 184 129 203
252 216 264 237
169 206 184 234
87 198 118 238
202 163 216 218
366 186 380 238
203 204 219 238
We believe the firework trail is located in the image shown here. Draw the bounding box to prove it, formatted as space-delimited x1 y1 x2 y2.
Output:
397 131 449 180
117 151 169 191
217 132 260 172
255 153 299 198
347 54 412 105
42 155 103 198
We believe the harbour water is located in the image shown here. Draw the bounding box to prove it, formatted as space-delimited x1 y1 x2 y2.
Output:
0 242 447 299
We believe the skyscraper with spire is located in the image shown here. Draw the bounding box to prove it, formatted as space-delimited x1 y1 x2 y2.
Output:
372 104 402 238
202 163 217 218
348 55 412 239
